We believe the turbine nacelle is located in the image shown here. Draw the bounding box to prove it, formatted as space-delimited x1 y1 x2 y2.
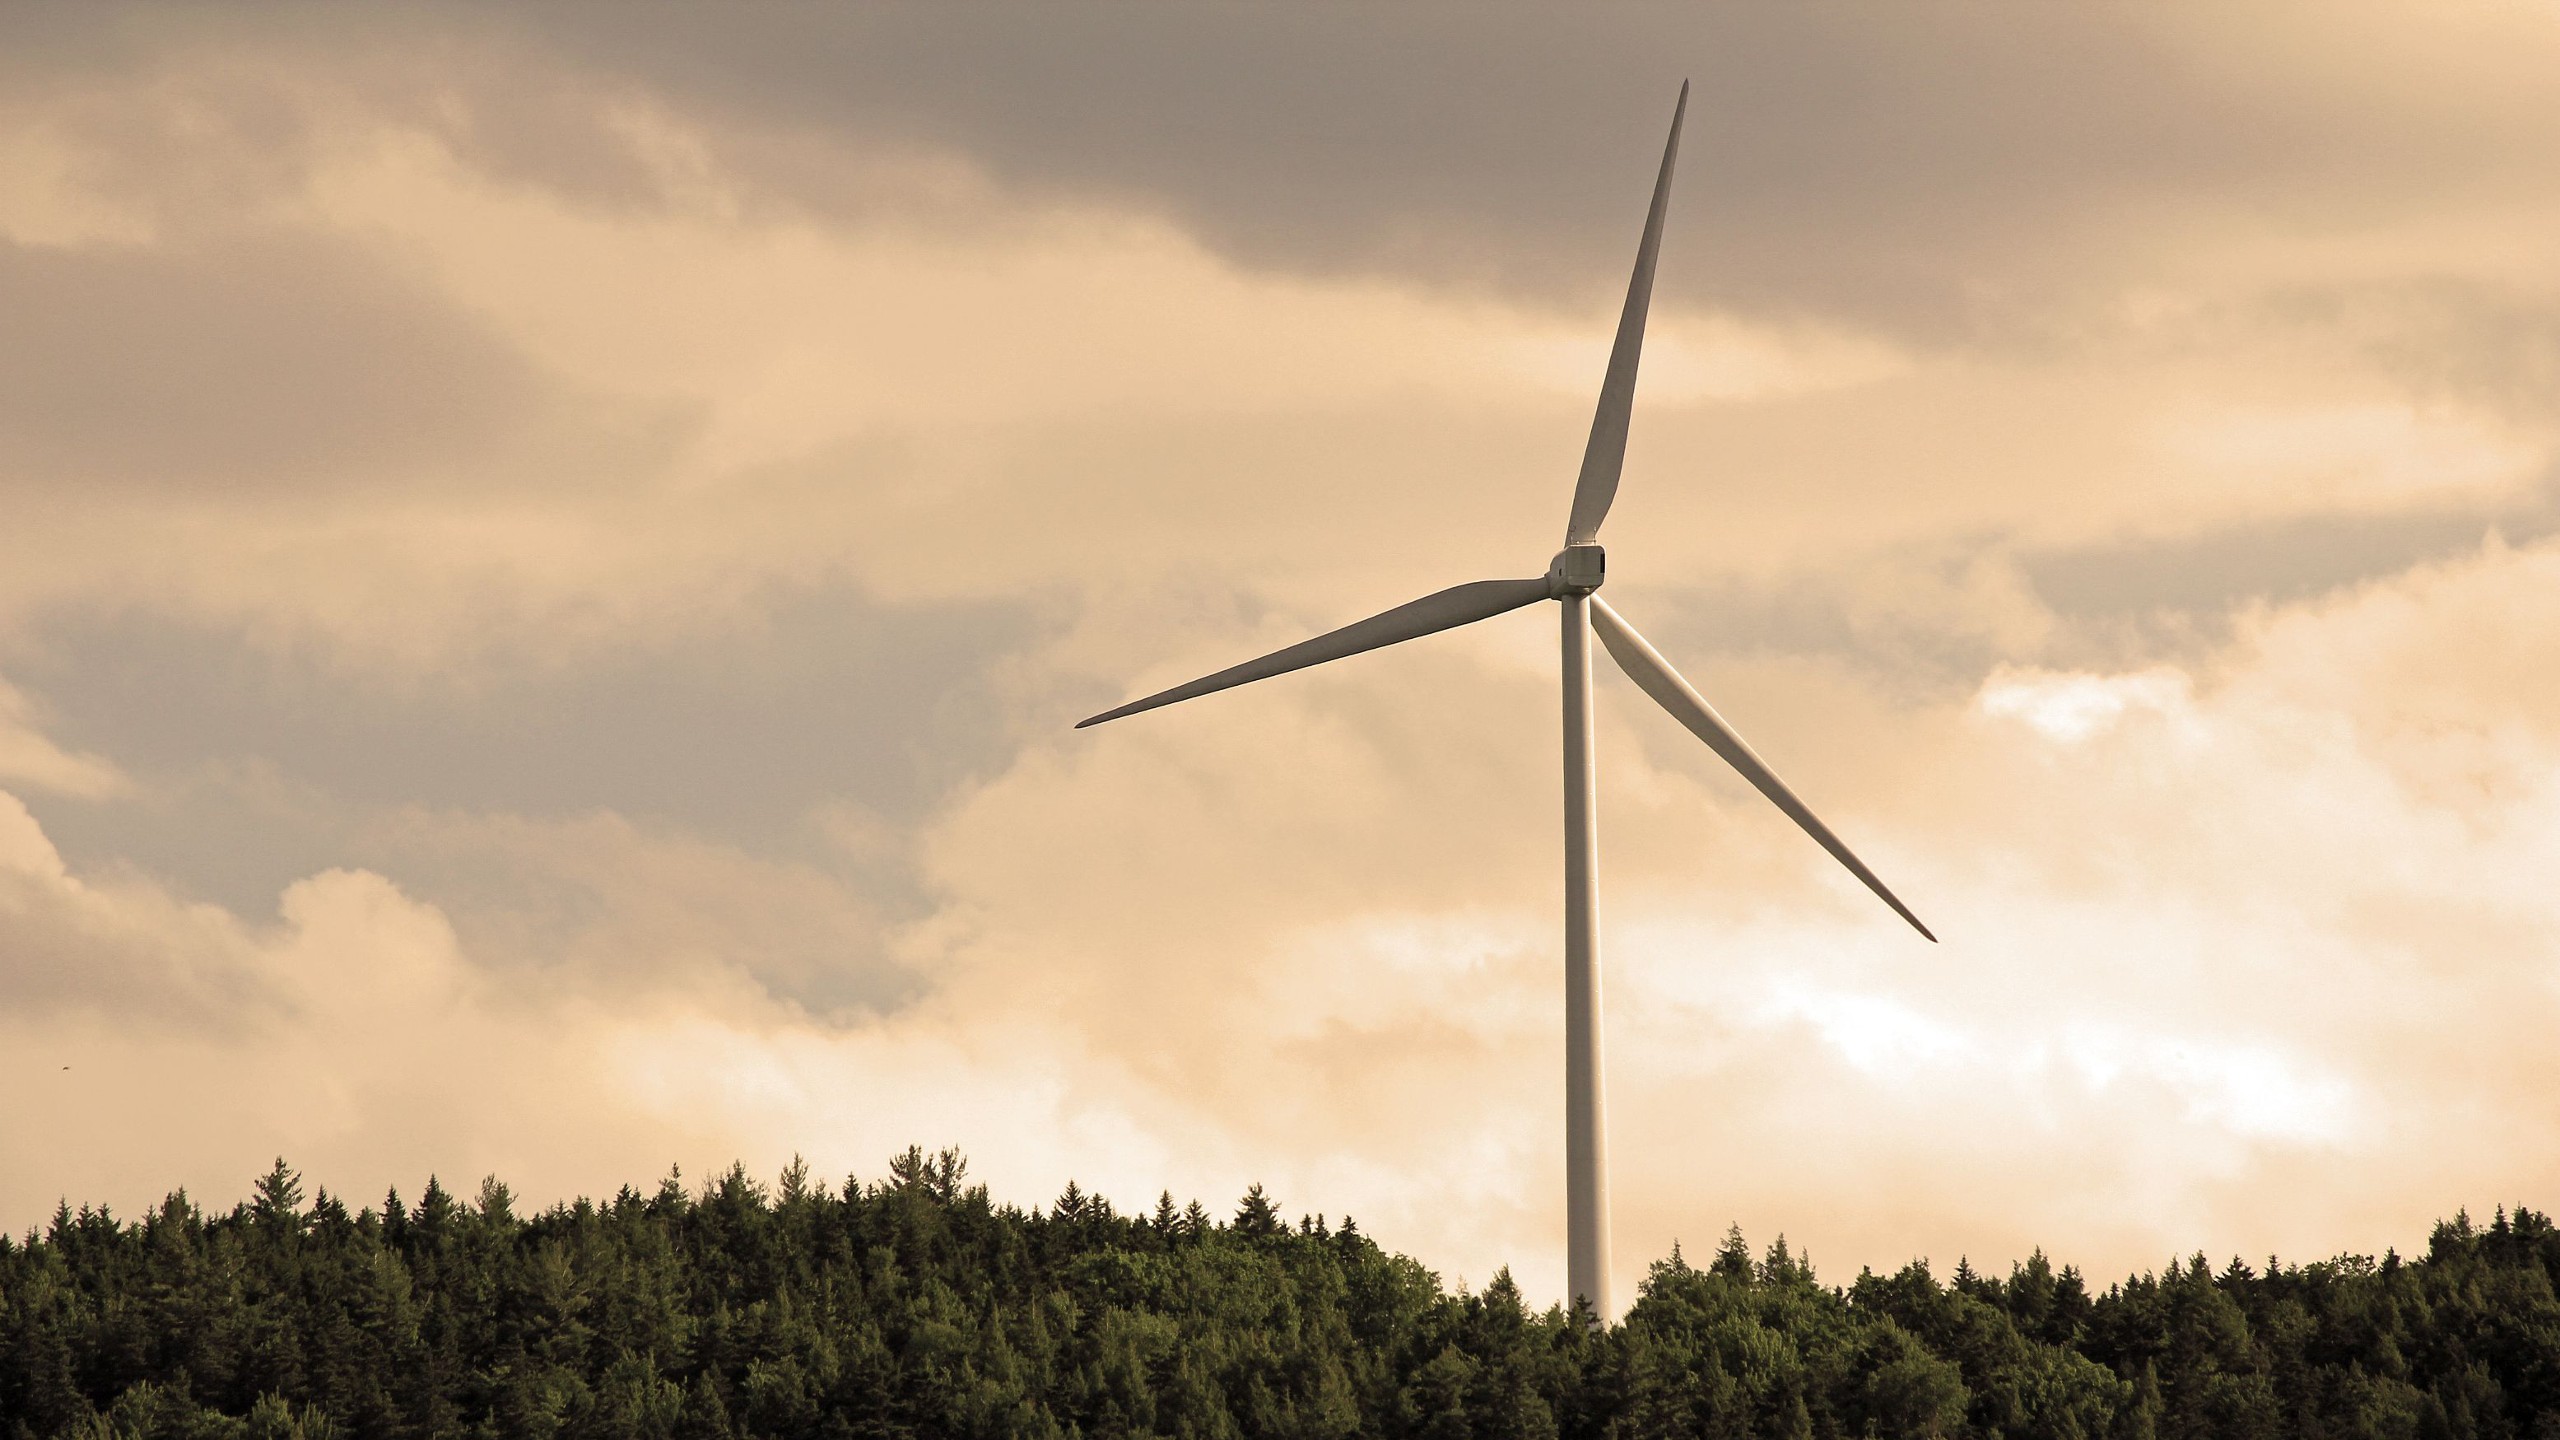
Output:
1546 544 1606 597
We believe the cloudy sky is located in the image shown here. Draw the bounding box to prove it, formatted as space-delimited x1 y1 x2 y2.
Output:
6 2 2560 1309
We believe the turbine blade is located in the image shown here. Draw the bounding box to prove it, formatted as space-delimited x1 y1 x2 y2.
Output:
1077 578 1553 728
1588 597 1935 941
1564 81 1688 547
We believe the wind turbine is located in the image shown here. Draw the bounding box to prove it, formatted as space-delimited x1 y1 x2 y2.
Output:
1075 82 1934 1320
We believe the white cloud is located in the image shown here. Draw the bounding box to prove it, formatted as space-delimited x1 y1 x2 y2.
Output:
1975 666 2192 744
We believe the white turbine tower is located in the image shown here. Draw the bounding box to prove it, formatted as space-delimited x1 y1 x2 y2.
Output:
1076 82 1934 1320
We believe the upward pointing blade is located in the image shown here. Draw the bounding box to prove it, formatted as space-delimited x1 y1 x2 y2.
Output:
1076 577 1552 728
1564 81 1688 547
1588 597 1935 941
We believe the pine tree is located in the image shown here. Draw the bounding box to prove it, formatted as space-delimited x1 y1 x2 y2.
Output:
252 1157 307 1234
1234 1183 1282 1238
415 1174 457 1239
1712 1224 1752 1279
1762 1234 1806 1286
886 1146 928 1192
927 1147 969 1203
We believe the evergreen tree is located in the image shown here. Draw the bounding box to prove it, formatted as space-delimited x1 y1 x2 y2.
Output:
1234 1183 1282 1238
252 1157 306 1233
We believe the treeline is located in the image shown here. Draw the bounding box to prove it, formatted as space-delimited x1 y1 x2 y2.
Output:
3 1151 2556 1439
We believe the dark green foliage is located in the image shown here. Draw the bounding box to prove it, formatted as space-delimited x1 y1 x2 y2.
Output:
3 1158 2556 1438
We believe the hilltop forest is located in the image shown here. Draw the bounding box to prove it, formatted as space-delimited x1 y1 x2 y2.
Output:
3 1151 2555 1439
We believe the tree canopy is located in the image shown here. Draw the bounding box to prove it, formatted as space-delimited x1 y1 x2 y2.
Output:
4 1151 2554 1438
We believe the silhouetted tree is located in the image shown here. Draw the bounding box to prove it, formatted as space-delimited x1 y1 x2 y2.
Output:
1234 1182 1283 1239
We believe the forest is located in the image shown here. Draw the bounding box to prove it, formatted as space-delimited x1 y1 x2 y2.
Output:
3 1149 2555 1439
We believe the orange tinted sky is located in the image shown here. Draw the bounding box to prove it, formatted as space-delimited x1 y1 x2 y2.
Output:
5 4 2559 1310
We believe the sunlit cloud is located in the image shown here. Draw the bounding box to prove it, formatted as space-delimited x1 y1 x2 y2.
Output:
1975 667 2191 745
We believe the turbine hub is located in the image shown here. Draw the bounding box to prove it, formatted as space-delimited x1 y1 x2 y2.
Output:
1547 544 1605 597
